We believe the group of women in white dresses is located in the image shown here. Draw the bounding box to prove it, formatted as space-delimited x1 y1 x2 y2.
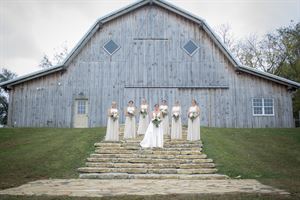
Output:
105 99 201 148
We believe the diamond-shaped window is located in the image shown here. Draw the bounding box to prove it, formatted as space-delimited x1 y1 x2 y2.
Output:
183 40 199 56
103 40 120 55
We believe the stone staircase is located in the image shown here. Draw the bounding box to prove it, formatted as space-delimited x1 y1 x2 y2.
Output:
78 126 228 180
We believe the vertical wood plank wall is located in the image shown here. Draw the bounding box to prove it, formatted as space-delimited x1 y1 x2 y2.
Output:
8 5 294 128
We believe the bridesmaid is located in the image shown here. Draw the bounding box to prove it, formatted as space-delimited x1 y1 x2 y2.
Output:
171 100 182 140
124 100 137 139
160 100 170 135
187 99 201 141
137 98 149 135
105 101 119 141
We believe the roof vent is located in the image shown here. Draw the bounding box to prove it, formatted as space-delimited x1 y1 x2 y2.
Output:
183 40 199 56
103 40 120 55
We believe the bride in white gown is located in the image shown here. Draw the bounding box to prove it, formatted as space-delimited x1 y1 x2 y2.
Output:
140 104 164 148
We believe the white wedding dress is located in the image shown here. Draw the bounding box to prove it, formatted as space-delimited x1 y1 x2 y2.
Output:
171 106 182 140
160 105 170 135
105 108 119 141
124 106 136 139
137 104 149 135
140 112 163 148
187 106 200 141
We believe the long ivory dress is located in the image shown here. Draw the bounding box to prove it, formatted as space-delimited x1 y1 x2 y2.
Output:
171 106 182 140
140 112 163 148
137 104 149 135
124 106 136 139
187 106 200 141
105 108 119 141
160 105 170 135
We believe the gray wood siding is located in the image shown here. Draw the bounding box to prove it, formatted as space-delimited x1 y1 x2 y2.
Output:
8 5 294 128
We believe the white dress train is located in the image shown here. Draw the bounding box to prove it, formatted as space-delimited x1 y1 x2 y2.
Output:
140 112 163 148
171 106 182 140
187 106 200 141
137 104 149 135
105 108 119 141
124 106 136 139
160 105 170 135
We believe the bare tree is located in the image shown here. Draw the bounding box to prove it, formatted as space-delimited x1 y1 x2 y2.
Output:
39 42 69 68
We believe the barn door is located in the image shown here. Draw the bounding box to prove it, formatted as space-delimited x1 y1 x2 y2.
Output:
73 99 89 128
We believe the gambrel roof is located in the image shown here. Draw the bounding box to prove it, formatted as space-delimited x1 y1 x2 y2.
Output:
1 0 299 89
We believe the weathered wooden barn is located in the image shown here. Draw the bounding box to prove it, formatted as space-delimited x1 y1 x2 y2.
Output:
1 0 299 128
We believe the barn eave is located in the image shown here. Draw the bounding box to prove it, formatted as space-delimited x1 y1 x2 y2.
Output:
1 0 300 90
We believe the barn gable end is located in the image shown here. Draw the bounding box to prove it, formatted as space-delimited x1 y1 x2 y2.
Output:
1 0 299 128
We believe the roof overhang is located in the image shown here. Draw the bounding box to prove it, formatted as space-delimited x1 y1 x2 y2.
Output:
1 0 299 90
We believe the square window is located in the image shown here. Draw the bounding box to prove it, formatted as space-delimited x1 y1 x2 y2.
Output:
103 40 120 55
252 98 274 116
77 100 86 114
253 98 263 106
183 40 199 56
254 107 263 115
264 107 273 115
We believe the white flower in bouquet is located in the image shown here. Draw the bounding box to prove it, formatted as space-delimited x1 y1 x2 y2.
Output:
189 112 197 122
127 107 135 118
110 111 119 121
140 108 147 118
160 108 168 118
173 112 180 121
152 115 162 128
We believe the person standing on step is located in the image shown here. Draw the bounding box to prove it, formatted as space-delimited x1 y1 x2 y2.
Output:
137 98 149 135
140 104 163 148
187 99 201 141
124 100 137 139
160 100 170 135
171 100 182 140
105 101 120 141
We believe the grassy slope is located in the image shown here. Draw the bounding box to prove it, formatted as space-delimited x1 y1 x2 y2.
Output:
0 128 105 189
0 127 299 200
201 128 300 198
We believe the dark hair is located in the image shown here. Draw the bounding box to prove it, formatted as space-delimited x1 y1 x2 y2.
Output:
128 100 134 104
154 104 159 107
162 100 167 103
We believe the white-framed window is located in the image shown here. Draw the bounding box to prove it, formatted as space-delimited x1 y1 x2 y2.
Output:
77 100 87 114
252 98 274 116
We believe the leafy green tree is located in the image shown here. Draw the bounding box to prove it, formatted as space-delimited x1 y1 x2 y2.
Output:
0 68 17 125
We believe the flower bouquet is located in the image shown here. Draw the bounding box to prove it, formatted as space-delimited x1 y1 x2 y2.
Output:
127 109 135 118
152 115 162 128
160 108 168 118
140 108 147 118
173 112 180 122
110 111 119 122
189 112 197 122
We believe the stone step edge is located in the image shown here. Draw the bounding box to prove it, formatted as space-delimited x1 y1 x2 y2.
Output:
84 162 216 168
77 167 218 174
79 173 228 180
86 157 214 163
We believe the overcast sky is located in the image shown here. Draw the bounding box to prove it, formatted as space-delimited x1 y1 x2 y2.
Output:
0 0 299 76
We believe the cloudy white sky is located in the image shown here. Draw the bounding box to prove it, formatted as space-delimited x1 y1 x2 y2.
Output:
0 0 299 76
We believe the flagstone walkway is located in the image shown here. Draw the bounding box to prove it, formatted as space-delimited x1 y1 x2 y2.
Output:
0 179 289 198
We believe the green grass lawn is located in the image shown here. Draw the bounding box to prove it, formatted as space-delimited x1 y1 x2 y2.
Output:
201 128 300 199
0 127 299 200
0 128 105 189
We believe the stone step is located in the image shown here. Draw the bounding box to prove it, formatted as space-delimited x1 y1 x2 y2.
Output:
94 149 203 155
121 143 202 149
78 167 218 174
87 157 213 164
89 153 207 159
96 146 203 151
79 173 228 180
85 162 215 169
